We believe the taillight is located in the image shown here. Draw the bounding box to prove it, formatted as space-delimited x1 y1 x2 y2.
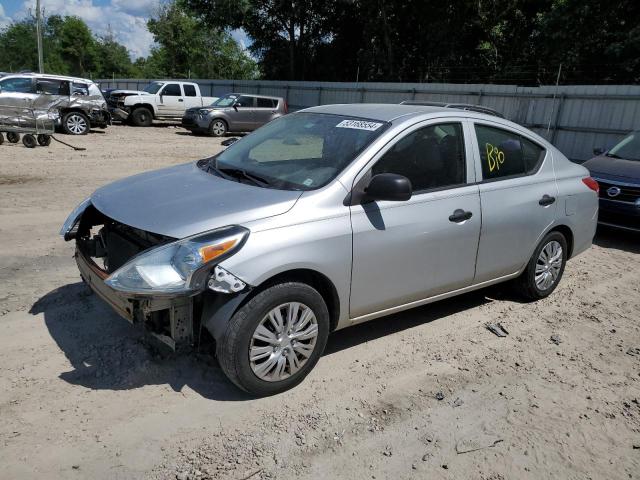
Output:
283 101 288 114
582 177 599 194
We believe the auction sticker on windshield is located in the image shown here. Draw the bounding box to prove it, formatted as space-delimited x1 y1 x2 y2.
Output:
336 119 383 131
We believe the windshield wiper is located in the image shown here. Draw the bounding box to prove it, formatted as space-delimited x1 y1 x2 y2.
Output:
218 167 272 187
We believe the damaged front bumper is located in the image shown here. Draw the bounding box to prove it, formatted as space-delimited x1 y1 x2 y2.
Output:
76 247 195 350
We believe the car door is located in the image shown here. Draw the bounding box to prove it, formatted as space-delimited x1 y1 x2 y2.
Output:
350 121 481 319
253 97 278 129
229 95 256 131
156 83 184 116
471 121 558 283
182 84 203 109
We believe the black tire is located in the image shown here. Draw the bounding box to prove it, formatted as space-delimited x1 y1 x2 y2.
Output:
6 132 19 143
130 107 153 127
62 111 90 135
209 118 227 137
0 133 4 145
217 282 330 396
515 231 568 301
22 134 37 148
37 134 51 146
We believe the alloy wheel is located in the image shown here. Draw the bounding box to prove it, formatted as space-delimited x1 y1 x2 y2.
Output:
66 114 88 134
249 302 319 382
535 240 563 290
211 120 226 136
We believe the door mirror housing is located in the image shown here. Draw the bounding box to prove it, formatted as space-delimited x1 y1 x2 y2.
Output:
365 173 412 202
593 147 605 156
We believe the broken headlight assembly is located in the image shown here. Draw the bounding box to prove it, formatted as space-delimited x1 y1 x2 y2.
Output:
105 226 249 295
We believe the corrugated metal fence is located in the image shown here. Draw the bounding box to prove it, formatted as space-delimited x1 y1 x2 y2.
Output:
98 79 640 161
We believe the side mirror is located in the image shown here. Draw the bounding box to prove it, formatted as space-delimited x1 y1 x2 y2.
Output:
593 147 605 156
365 173 412 202
233 102 241 110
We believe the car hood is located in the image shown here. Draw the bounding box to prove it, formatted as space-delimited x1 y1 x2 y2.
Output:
90 162 302 238
110 89 148 96
583 155 640 182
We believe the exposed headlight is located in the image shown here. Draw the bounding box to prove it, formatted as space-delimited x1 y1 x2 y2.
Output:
60 198 91 240
197 108 212 115
105 226 249 295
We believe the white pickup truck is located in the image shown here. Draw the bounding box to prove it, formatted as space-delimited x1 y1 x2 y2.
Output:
107 81 218 126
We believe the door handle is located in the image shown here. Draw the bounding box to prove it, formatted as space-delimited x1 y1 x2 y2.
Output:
178 98 184 102
449 209 473 223
539 194 556 206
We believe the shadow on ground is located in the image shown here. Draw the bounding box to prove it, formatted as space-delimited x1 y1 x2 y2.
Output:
31 281 501 399
594 226 640 254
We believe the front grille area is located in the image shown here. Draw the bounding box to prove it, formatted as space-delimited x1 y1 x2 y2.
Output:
599 210 640 231
181 117 195 126
597 179 640 203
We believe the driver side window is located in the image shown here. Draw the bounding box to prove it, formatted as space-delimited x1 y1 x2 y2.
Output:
372 123 466 192
161 83 182 96
236 96 254 107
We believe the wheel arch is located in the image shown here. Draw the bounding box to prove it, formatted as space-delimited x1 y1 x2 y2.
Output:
201 267 341 343
547 224 574 258
131 103 155 116
209 117 229 130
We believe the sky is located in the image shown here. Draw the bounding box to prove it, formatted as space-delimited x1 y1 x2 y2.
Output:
0 0 250 59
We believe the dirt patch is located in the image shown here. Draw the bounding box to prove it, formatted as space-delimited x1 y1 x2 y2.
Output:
0 174 43 185
0 124 639 480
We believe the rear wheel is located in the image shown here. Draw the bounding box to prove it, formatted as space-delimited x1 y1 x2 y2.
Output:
209 119 227 137
6 132 19 143
217 282 329 396
0 133 4 145
22 134 37 148
130 107 153 127
515 231 567 300
62 112 89 135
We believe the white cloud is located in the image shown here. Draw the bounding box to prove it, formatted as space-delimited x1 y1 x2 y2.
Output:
0 3 12 29
15 0 160 58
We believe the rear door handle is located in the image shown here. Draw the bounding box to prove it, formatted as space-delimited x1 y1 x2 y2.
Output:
539 194 556 206
449 209 473 223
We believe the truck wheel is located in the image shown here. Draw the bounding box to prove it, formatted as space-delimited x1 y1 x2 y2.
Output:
130 107 153 127
0 133 4 145
62 112 89 135
209 119 227 137
37 134 51 146
7 132 20 143
22 134 37 148
217 282 330 396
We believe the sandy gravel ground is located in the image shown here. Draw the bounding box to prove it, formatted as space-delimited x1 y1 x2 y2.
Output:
1 124 639 480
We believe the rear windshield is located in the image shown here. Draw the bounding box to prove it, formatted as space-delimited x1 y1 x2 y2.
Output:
208 112 389 190
608 131 640 161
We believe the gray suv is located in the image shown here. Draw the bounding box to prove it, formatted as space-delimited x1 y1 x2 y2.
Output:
61 104 598 396
182 93 287 136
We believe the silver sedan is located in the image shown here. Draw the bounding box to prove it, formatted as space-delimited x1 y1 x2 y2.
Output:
61 104 599 396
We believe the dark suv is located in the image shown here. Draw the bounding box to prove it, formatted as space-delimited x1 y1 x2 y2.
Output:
583 131 640 231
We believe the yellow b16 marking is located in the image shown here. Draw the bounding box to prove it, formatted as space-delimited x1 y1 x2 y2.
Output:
486 143 505 172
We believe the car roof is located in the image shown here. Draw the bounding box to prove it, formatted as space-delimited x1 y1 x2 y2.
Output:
0 73 95 84
228 92 284 100
301 103 457 122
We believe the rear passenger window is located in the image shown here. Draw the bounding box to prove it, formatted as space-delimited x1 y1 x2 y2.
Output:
36 79 70 95
372 123 466 192
183 84 197 97
257 98 276 108
475 125 545 180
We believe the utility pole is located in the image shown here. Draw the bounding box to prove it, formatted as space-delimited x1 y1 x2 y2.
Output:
35 0 44 73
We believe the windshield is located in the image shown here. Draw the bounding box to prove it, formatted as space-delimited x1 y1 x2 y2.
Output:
211 94 238 107
608 131 640 161
207 112 389 190
143 82 164 94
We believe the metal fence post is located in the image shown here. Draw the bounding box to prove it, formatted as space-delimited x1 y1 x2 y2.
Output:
550 94 566 144
317 86 323 106
360 87 366 103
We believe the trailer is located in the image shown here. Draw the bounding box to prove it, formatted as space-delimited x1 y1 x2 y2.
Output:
0 93 56 148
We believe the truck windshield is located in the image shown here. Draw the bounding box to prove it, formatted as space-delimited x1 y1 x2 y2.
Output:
143 82 164 94
210 94 238 107
205 112 389 190
608 131 640 161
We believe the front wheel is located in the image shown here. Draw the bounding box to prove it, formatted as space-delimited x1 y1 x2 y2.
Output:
209 119 227 137
6 132 20 143
515 231 567 300
217 282 330 396
62 112 90 135
130 107 153 127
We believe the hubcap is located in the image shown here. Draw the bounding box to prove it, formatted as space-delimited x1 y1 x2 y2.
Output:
212 121 225 135
249 302 319 382
535 240 563 290
67 114 87 134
